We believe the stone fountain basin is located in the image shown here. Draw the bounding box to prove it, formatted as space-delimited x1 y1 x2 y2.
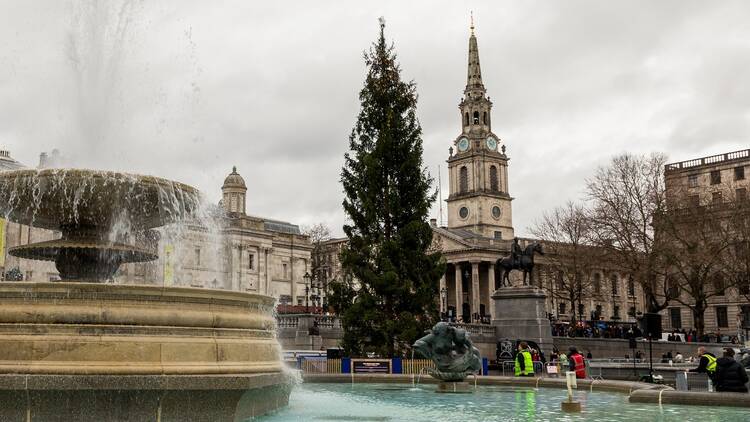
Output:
0 168 200 231
0 282 290 421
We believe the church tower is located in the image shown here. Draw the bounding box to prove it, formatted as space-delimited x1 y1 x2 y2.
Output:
446 20 514 239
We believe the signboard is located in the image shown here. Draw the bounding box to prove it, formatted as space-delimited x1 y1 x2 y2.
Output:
352 359 391 374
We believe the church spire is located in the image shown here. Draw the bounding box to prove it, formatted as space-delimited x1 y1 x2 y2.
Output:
466 15 485 96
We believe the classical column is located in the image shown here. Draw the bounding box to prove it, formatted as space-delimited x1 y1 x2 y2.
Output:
439 273 447 314
471 261 480 323
454 264 462 320
487 263 496 320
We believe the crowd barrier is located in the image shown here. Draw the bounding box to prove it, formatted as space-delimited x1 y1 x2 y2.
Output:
297 357 489 375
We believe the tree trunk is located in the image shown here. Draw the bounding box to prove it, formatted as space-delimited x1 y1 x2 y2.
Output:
692 304 706 338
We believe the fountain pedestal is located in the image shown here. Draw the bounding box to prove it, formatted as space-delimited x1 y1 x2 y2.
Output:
0 282 291 421
436 381 473 394
491 286 554 355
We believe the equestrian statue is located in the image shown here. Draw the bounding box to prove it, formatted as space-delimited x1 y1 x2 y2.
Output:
496 238 544 287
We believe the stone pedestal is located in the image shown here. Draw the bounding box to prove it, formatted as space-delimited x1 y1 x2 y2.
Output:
0 282 291 421
436 381 473 393
491 286 553 355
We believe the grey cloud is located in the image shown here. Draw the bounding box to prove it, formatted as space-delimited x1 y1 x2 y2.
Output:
1 0 749 238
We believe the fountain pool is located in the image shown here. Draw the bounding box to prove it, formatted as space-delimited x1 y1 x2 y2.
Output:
256 383 749 421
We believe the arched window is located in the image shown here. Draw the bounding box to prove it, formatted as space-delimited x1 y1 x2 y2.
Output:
473 111 479 124
490 166 498 191
459 166 468 193
483 111 487 124
464 113 469 126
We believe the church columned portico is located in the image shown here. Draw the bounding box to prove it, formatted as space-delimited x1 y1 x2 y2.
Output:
441 256 504 324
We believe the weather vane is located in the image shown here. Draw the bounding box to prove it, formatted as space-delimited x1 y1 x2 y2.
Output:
470 11 474 34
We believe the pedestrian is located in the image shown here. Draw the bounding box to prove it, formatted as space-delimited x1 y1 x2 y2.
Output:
586 350 593 359
688 346 717 379
568 346 586 379
514 341 534 377
714 348 749 393
674 352 684 363
558 350 569 372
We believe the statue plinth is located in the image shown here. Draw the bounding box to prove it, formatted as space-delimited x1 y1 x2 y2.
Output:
436 381 473 394
491 286 553 356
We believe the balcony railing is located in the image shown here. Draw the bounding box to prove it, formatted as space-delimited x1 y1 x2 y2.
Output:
665 149 750 172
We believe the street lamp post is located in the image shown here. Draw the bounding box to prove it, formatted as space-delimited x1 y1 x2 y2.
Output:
303 272 311 314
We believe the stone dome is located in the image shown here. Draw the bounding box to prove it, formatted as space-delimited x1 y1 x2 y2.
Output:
222 166 246 189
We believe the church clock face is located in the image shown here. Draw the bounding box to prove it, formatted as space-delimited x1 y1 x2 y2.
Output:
457 137 469 152
486 136 497 151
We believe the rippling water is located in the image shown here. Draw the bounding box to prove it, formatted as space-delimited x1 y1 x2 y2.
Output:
256 383 748 422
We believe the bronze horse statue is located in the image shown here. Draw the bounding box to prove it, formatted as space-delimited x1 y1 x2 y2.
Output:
496 241 544 287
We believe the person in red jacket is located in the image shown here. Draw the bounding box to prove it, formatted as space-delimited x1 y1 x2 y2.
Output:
568 346 587 379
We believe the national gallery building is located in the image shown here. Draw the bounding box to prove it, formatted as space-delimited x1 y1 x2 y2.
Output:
0 151 313 306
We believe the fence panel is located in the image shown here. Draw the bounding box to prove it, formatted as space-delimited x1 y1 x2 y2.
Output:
401 359 435 375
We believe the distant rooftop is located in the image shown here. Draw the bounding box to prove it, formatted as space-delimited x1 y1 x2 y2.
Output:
665 149 750 173
264 219 301 235
0 149 25 171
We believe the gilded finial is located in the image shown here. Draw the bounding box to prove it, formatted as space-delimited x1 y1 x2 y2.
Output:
470 11 474 35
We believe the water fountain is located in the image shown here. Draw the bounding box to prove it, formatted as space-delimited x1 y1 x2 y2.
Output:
0 169 291 421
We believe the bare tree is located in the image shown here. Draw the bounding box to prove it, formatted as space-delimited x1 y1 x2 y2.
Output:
531 201 601 323
655 192 739 337
587 153 671 313
302 223 333 309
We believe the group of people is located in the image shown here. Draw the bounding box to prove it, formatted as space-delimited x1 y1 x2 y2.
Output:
514 343 587 379
690 346 749 393
551 322 641 340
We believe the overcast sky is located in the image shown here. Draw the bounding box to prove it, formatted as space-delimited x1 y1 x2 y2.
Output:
1 1 748 237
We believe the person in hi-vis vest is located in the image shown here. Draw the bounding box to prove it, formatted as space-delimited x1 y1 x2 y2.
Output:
514 342 534 377
568 346 587 379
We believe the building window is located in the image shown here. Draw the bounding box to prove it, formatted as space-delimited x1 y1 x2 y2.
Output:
464 112 469 126
713 274 725 295
459 206 469 219
670 307 682 329
559 302 566 315
735 166 745 181
490 165 498 191
594 304 603 320
556 271 564 291
473 111 479 124
689 195 700 207
712 191 723 204
194 248 201 267
610 274 618 295
613 305 620 319
482 111 487 124
459 166 468 193
279 295 291 305
593 273 601 294
710 170 721 185
688 174 698 188
494 231 502 240
283 263 288 279
716 306 729 328
628 306 636 317
737 188 747 202
627 276 635 296
578 303 585 320
248 254 254 270
667 275 679 298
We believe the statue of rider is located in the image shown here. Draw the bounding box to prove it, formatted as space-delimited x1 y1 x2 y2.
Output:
511 237 522 268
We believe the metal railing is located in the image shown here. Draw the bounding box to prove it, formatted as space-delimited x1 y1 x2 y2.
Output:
665 149 750 172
